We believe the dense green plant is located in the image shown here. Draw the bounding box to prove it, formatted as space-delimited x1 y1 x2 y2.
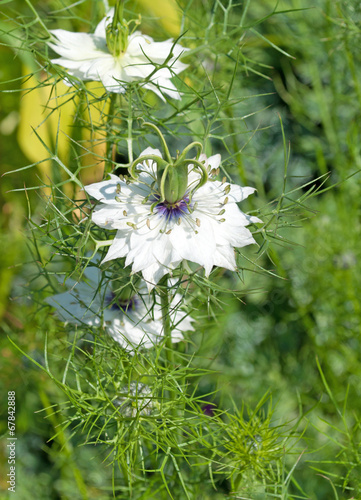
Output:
1 1 361 499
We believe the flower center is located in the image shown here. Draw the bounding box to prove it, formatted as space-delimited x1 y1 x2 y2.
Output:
106 292 140 313
155 196 191 222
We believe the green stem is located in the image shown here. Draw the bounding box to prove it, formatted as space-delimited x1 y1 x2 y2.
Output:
25 0 52 36
159 275 174 367
232 471 243 494
127 88 134 165
159 276 184 444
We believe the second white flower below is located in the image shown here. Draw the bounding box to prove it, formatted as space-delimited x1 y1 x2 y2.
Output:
46 263 193 351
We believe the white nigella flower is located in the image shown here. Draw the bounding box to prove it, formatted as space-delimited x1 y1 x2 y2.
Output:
46 262 193 351
84 137 262 290
48 5 188 100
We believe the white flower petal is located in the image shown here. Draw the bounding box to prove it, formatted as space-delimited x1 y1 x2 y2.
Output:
151 235 182 266
83 264 103 284
102 232 130 263
46 278 104 326
91 205 127 229
94 8 114 38
213 245 237 270
136 148 162 176
50 30 108 60
139 147 162 158
208 154 221 170
142 262 178 291
170 219 216 276
84 174 122 202
85 57 124 87
226 184 257 203
144 78 182 100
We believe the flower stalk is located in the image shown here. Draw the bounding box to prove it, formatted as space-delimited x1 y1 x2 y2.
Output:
159 275 175 368
159 275 184 444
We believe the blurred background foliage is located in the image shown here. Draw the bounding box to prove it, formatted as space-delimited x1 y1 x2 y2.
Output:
1 0 361 498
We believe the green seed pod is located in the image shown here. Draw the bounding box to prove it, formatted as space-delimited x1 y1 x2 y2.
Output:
160 164 189 204
106 22 129 57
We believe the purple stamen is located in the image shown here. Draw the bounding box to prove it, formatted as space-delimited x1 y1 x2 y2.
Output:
155 196 191 222
106 292 140 313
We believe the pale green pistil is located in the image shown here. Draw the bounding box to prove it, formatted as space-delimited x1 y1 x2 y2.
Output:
130 123 209 205
106 22 129 57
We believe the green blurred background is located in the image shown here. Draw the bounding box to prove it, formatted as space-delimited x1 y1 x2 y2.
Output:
1 0 361 498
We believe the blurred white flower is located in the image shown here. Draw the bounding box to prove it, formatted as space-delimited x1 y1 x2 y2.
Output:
48 8 188 100
46 262 193 351
84 147 262 290
114 382 154 418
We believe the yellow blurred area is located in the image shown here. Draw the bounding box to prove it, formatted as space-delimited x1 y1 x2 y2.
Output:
139 0 181 36
18 71 76 178
18 70 108 193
